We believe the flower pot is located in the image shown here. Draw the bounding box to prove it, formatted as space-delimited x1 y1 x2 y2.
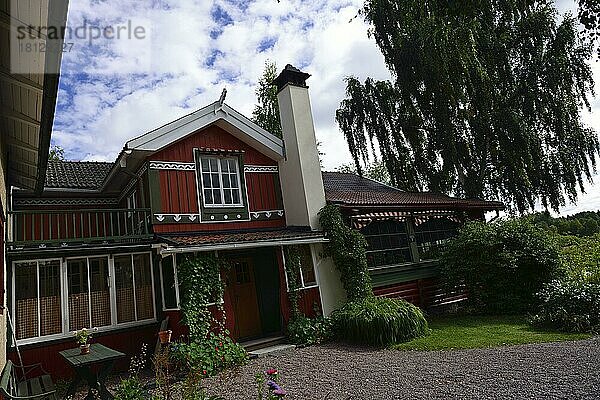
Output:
80 344 90 355
158 330 172 344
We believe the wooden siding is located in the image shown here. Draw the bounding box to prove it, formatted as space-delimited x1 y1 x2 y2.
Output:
8 323 157 379
374 277 466 308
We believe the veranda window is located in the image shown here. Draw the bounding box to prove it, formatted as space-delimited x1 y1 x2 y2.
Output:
198 156 243 207
14 260 62 340
414 217 460 261
13 252 155 344
361 220 412 268
114 253 154 323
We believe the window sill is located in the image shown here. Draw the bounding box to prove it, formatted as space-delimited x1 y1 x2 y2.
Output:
13 318 158 348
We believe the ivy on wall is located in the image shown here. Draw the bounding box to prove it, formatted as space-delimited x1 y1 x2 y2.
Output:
176 253 228 340
283 245 302 318
318 204 373 301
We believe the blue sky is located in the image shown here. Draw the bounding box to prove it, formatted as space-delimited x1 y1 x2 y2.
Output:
52 0 599 215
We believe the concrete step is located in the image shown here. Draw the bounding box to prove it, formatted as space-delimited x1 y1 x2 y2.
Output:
248 344 296 358
241 335 287 352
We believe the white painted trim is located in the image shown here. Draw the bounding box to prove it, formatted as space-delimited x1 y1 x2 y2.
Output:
126 102 284 160
149 161 195 171
244 165 278 173
159 237 328 255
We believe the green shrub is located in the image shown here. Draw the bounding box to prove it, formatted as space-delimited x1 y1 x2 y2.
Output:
440 218 564 314
330 297 428 346
557 234 600 283
114 377 147 400
529 280 600 333
287 315 333 345
170 332 247 377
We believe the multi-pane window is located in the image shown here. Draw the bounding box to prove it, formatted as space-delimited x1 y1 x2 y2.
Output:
361 220 412 269
13 253 155 343
14 260 62 340
285 245 318 290
415 217 460 261
199 156 243 207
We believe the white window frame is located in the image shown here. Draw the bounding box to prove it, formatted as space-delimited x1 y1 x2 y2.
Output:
159 253 224 310
198 155 244 208
12 251 156 346
282 245 319 292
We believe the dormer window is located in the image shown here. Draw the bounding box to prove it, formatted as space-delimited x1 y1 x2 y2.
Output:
199 156 243 207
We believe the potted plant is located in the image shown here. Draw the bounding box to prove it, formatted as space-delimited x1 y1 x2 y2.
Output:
73 328 97 355
158 329 172 344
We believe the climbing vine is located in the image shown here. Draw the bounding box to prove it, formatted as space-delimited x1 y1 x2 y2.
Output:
318 204 372 302
176 253 227 340
283 245 302 319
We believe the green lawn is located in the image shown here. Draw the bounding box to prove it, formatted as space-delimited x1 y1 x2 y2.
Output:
393 315 592 351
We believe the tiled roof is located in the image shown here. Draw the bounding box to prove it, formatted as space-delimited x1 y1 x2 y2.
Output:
322 172 504 210
160 228 325 247
45 161 114 189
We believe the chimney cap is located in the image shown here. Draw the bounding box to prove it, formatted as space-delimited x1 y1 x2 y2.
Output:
272 64 311 93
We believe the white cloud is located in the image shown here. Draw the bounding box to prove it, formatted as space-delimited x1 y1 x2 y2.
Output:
52 0 600 215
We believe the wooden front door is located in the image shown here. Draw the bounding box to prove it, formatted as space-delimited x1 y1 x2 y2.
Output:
228 259 262 339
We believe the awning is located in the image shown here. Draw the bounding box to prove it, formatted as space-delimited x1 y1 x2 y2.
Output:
351 210 463 229
157 228 327 255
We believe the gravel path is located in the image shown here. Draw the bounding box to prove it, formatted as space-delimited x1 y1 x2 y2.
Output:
204 338 600 400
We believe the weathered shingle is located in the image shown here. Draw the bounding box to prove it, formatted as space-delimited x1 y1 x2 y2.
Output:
45 161 114 189
322 172 504 210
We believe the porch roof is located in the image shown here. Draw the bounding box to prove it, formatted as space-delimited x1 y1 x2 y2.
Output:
322 172 504 211
157 228 326 254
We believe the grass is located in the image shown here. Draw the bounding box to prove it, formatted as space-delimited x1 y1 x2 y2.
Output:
393 314 592 351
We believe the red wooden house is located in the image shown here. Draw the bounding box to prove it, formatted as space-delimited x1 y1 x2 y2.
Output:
6 66 502 377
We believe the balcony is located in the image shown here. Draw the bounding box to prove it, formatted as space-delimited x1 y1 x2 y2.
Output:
8 208 153 248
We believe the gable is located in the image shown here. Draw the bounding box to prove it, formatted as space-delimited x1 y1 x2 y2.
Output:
127 102 284 161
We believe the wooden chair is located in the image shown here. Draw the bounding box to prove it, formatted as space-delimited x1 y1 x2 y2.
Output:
0 360 57 400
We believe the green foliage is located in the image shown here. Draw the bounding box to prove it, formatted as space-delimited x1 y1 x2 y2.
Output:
283 246 302 318
287 315 333 346
177 254 227 340
530 280 600 333
557 234 600 283
578 0 600 56
337 0 597 212
170 332 247 377
114 378 147 400
252 60 282 138
531 210 600 237
440 218 564 314
48 144 65 161
337 160 392 186
331 297 428 346
318 204 372 301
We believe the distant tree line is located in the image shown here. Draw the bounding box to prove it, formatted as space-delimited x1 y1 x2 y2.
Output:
531 211 600 237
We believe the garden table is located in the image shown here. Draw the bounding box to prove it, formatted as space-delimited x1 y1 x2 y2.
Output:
59 343 125 400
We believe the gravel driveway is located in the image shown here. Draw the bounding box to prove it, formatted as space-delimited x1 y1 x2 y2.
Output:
204 338 600 400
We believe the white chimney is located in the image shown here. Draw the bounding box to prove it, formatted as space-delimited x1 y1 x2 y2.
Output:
274 65 325 230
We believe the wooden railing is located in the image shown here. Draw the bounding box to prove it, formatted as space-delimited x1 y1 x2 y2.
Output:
8 208 153 247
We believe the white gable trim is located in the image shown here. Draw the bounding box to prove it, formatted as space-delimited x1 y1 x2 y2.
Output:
126 102 284 160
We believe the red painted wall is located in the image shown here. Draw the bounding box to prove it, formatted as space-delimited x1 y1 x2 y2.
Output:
373 278 467 308
9 324 157 379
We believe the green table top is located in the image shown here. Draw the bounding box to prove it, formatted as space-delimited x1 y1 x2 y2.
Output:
59 344 125 367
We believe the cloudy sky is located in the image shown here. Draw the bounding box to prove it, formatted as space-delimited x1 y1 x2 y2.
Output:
51 0 599 215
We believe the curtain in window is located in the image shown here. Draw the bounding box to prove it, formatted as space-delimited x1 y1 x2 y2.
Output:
14 262 38 340
89 257 111 327
114 255 135 323
67 259 90 331
134 254 154 320
39 261 62 336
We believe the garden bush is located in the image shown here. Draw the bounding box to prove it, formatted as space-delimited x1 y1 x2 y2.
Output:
556 234 600 284
287 315 333 345
529 280 600 333
330 297 428 346
170 332 247 377
440 218 564 314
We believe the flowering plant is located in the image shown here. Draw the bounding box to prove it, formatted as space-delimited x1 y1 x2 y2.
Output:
72 328 98 345
255 368 287 399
